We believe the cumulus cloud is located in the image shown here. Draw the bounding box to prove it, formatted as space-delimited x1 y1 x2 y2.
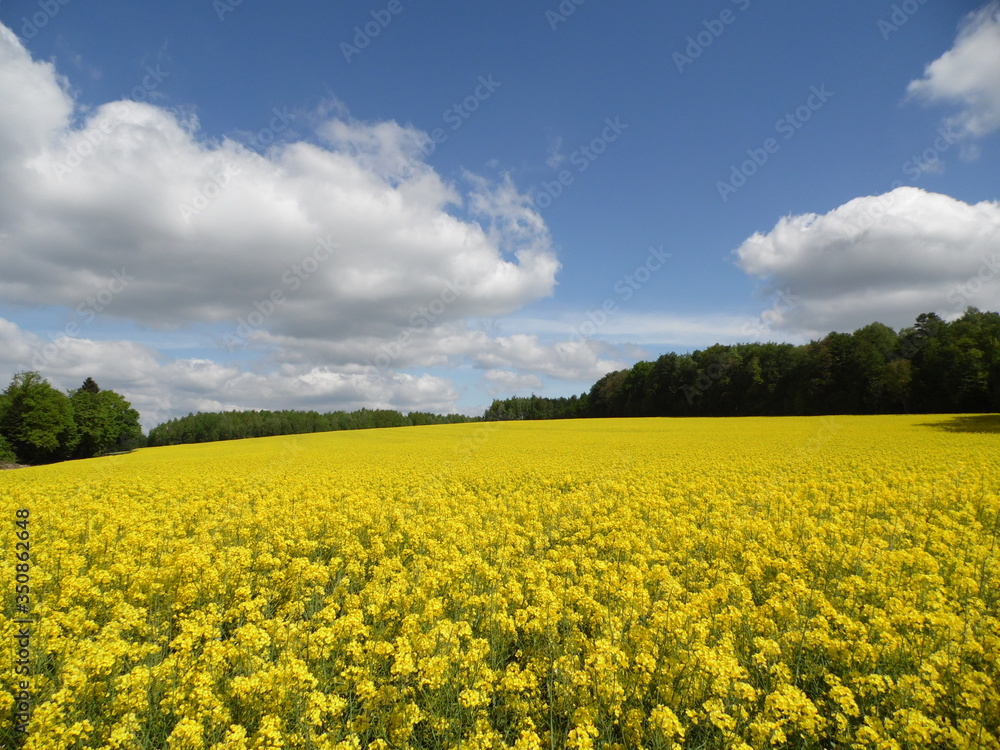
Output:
733 187 1000 337
483 370 544 397
0 23 559 344
242 319 623 384
907 3 1000 143
0 25 72 161
472 334 627 381
0 316 462 430
0 21 578 423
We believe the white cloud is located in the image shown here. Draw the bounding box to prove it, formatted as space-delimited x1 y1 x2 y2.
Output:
0 23 559 344
733 187 1000 337
545 134 565 168
472 334 626 381
0 25 72 162
0 316 461 430
907 3 1000 142
0 21 578 425
0 308 625 426
258 321 626 382
483 369 544 397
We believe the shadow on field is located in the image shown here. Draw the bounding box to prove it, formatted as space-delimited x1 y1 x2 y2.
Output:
921 414 1000 434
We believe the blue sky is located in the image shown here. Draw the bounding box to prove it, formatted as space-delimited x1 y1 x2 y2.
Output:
0 0 998 427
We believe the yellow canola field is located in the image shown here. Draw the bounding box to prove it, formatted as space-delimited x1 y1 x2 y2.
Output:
1 415 998 750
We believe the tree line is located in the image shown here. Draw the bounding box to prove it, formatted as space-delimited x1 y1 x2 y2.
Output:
146 408 477 447
6 308 995 463
0 374 143 465
484 309 1000 420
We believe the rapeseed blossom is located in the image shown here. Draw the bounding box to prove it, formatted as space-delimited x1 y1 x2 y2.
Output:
1 415 997 748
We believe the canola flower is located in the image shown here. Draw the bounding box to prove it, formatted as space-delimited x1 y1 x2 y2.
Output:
0 415 998 749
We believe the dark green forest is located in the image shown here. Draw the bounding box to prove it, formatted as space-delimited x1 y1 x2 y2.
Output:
0 375 143 465
146 408 477 447
484 309 1000 420
4 308 997 464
